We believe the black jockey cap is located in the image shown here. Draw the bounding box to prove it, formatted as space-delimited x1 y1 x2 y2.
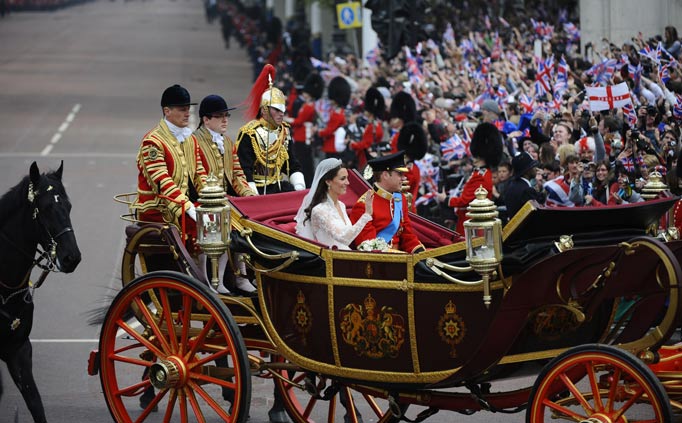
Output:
199 95 237 118
368 150 409 173
161 84 196 108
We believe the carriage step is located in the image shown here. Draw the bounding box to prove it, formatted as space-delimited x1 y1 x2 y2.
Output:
88 349 100 376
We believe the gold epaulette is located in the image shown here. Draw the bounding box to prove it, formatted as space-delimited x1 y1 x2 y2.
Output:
238 120 262 137
357 191 368 204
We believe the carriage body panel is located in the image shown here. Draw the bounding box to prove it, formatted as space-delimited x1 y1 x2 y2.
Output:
228 171 682 388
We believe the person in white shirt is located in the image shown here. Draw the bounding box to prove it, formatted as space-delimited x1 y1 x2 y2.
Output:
295 158 373 249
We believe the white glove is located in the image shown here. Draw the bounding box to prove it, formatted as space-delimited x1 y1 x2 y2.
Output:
248 182 259 195
185 203 197 221
290 171 305 191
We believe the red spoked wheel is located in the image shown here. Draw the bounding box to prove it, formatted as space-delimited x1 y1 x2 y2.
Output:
99 271 251 422
271 356 403 423
527 344 671 423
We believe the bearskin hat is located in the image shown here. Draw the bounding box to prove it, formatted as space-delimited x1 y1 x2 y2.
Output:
327 76 351 108
397 122 428 161
390 91 417 123
302 73 325 100
364 87 386 117
469 122 504 167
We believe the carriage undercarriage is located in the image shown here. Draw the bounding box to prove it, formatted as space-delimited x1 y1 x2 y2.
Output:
90 176 682 423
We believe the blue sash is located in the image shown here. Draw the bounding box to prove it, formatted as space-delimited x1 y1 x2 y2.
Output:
377 193 402 243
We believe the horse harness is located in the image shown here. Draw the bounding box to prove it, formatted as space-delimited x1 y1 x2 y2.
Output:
0 180 73 331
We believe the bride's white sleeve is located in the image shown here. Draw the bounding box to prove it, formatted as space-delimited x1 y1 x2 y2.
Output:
311 204 372 247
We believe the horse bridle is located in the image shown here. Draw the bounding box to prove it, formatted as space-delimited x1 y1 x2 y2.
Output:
0 181 73 291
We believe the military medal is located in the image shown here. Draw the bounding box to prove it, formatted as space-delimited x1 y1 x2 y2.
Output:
10 317 20 331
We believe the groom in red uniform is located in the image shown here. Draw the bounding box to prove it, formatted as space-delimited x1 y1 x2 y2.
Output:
350 151 425 253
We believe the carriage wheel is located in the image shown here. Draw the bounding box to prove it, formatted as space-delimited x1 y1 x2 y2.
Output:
121 225 177 287
271 355 401 423
527 344 671 423
99 271 251 423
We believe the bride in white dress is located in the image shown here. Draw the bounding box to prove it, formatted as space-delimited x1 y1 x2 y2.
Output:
295 158 373 249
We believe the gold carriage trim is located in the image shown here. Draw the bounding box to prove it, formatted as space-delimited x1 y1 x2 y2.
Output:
437 300 467 358
292 290 313 344
338 294 406 359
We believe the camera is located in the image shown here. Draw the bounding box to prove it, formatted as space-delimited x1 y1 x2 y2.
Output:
581 109 591 119
631 130 640 140
646 105 657 116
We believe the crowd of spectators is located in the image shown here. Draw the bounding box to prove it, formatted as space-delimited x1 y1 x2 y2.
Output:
212 0 682 230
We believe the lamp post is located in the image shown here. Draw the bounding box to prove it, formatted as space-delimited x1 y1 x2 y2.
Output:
463 186 503 308
196 174 231 290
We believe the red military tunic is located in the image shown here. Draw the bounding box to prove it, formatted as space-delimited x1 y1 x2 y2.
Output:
133 119 207 241
404 162 420 213
350 185 423 253
290 102 316 143
350 120 383 170
319 107 346 154
447 168 493 235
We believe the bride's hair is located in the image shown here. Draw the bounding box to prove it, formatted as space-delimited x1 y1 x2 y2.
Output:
303 164 343 224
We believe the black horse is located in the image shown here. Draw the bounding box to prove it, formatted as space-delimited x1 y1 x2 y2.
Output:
0 161 81 423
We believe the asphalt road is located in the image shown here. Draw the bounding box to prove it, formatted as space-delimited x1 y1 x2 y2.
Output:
0 2 589 423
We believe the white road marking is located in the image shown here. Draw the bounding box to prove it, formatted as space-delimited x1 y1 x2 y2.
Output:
0 152 136 158
40 145 53 156
41 103 81 157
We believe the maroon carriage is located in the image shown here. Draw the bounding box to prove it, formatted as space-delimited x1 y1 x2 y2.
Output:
90 170 682 422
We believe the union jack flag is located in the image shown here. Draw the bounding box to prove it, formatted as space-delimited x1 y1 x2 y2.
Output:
519 93 536 113
585 58 617 86
556 55 569 83
440 134 467 161
535 60 553 97
621 156 644 172
638 44 658 63
674 94 682 120
530 18 554 40
365 47 379 66
622 101 638 128
414 192 437 207
563 22 580 42
404 47 424 84
659 62 672 85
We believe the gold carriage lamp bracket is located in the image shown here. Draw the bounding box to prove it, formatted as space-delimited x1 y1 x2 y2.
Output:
196 174 231 290
238 227 299 273
463 186 503 308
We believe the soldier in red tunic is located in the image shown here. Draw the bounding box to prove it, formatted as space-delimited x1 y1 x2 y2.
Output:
288 72 324 186
437 122 504 235
397 121 428 212
133 84 207 250
349 87 385 171
350 151 425 253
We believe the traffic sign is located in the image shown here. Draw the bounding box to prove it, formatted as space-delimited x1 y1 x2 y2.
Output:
336 2 362 30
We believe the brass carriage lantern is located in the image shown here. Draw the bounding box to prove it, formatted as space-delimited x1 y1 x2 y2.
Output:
463 186 503 308
196 174 231 290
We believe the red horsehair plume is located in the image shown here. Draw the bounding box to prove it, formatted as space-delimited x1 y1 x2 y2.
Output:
243 63 276 121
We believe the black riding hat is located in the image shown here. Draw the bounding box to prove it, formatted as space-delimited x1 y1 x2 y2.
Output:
199 95 237 118
161 84 196 108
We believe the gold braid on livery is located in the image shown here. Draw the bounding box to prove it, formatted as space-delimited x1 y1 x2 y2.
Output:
236 119 291 187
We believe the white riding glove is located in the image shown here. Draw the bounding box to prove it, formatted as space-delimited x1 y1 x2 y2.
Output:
290 172 305 191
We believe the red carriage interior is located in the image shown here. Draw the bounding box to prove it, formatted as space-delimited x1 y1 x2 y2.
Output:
228 169 463 249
